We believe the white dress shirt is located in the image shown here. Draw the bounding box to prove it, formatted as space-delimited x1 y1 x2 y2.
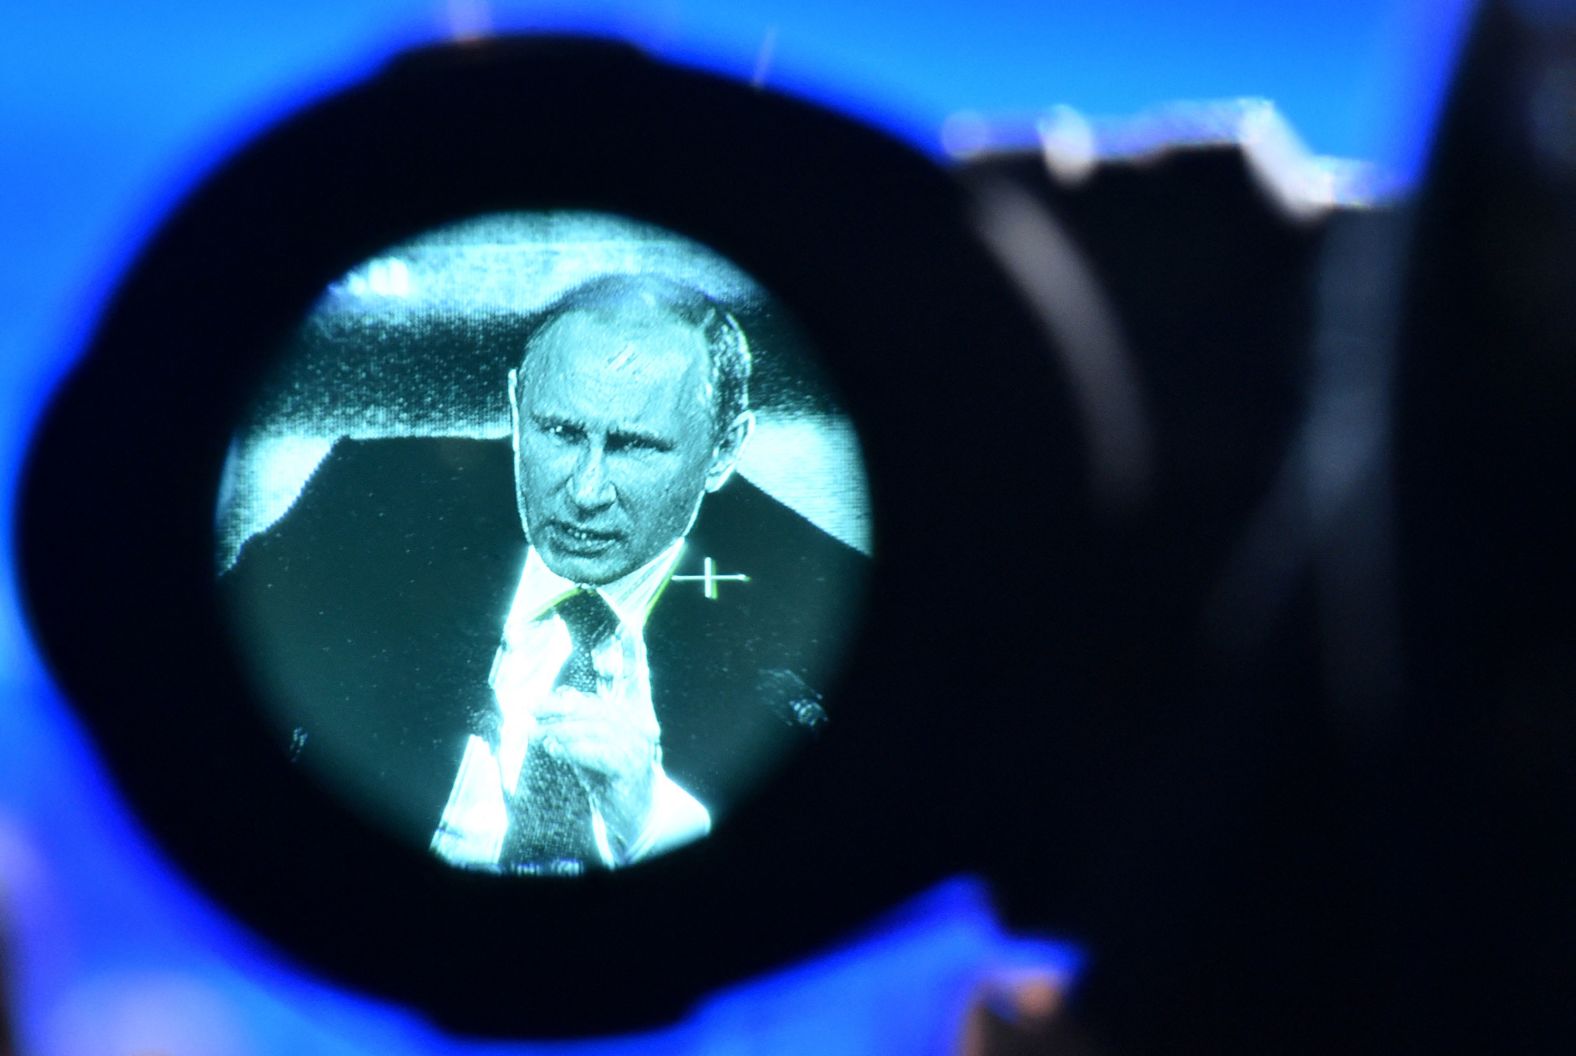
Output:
430 539 712 870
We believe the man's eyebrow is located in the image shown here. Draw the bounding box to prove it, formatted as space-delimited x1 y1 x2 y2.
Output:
530 412 676 450
530 412 584 431
607 426 676 451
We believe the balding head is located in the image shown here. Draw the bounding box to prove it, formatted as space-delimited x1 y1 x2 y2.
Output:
516 274 751 442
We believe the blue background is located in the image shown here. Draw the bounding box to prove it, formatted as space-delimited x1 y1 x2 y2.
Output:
0 1 1475 1052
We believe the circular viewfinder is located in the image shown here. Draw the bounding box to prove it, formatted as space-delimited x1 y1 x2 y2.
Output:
217 211 872 874
18 36 1093 1031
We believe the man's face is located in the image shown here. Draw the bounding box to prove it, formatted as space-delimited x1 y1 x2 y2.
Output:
511 310 738 585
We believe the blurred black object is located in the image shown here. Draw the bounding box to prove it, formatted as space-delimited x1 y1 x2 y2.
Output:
1391 1 1576 1050
962 3 1576 1053
964 134 1373 1056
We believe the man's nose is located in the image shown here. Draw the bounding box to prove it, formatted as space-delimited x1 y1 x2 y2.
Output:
566 443 615 510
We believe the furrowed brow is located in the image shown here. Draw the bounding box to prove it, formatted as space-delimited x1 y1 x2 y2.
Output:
607 426 676 451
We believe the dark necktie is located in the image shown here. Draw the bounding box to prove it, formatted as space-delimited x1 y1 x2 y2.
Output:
552 589 619 693
500 590 619 873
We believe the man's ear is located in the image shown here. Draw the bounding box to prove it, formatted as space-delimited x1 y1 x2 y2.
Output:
507 367 531 539
704 410 755 493
507 368 521 458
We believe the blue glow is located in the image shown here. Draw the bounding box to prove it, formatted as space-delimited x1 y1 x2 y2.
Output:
2 0 1471 1051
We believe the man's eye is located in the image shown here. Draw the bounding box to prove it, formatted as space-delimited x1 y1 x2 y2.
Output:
540 422 582 442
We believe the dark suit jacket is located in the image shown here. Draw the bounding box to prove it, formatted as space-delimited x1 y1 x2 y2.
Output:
222 436 867 849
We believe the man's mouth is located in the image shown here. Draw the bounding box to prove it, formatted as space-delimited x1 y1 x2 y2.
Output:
545 521 621 554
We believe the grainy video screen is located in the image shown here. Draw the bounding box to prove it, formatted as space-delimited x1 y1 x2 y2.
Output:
218 212 871 874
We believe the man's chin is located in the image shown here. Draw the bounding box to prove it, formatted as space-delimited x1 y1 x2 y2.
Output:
538 546 630 587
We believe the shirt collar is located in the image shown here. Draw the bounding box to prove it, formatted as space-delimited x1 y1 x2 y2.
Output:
503 538 686 642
